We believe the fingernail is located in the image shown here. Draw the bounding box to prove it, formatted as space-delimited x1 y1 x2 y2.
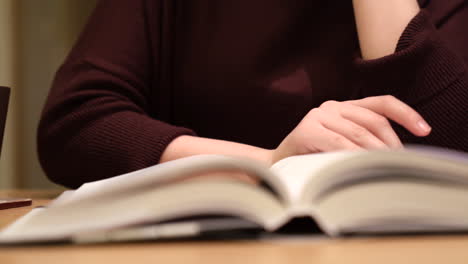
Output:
417 120 431 133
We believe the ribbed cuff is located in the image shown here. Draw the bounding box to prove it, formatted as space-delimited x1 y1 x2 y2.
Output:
148 121 197 164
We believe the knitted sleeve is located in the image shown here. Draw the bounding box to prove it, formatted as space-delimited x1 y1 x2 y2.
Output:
354 8 468 152
37 0 194 188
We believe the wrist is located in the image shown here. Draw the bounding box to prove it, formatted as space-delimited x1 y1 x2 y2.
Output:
260 148 275 167
161 135 275 167
270 136 296 165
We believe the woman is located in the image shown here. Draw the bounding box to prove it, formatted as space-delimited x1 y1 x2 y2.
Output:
38 0 468 188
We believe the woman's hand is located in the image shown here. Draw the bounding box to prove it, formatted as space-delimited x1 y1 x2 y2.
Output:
271 95 431 163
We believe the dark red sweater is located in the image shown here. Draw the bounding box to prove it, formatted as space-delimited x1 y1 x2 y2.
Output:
38 0 468 188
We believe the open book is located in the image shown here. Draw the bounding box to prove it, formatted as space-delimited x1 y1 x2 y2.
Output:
1 146 468 244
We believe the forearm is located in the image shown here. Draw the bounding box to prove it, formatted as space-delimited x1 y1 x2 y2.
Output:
352 0 420 59
160 135 273 165
159 135 274 184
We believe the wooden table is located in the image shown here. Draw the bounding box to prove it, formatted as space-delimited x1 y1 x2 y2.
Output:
1 190 468 264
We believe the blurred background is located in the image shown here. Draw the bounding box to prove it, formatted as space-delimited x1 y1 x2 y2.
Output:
0 0 97 189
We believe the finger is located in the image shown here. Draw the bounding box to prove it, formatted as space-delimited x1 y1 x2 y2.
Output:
318 112 389 149
305 123 363 152
318 100 402 148
347 95 431 137
339 103 403 148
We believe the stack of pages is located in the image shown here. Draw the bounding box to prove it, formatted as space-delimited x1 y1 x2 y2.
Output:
1 146 468 244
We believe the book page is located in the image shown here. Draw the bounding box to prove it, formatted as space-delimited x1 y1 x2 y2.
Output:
0 181 288 243
270 151 360 204
272 147 468 206
56 155 290 207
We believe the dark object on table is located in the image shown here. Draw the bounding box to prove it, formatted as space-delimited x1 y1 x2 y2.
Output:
0 199 32 210
0 87 31 210
0 86 9 155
